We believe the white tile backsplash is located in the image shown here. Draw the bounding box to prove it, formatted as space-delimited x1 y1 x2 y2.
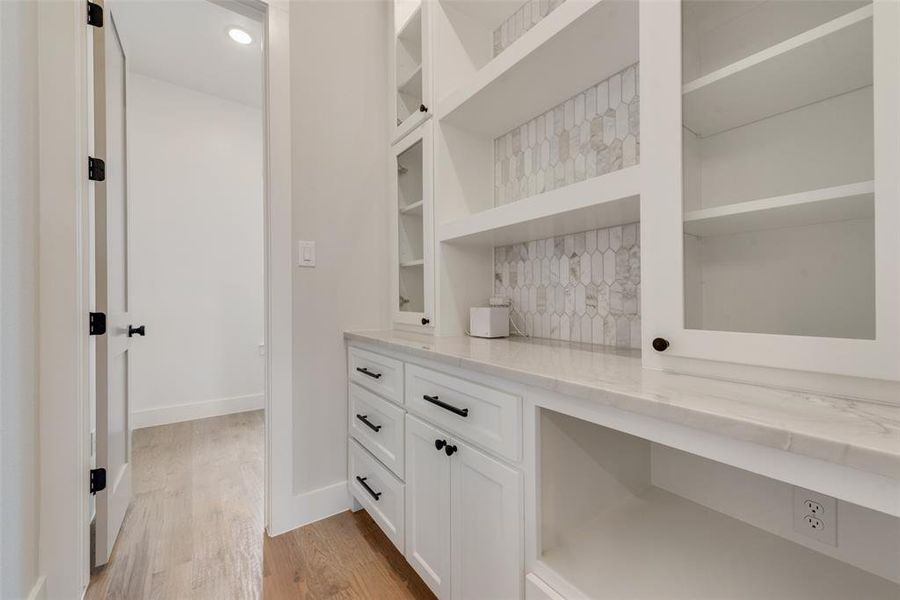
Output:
494 63 640 207
494 223 640 348
493 0 565 57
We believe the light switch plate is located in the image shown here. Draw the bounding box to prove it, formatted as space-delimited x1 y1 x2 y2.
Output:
298 241 316 267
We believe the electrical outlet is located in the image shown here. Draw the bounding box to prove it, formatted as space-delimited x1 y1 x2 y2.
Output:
792 486 837 546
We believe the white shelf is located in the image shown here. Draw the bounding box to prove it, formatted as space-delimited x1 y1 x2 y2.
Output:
437 0 638 137
399 200 424 216
399 259 424 268
439 166 640 247
397 3 421 42
683 181 874 237
398 64 422 97
683 5 873 138
540 487 898 600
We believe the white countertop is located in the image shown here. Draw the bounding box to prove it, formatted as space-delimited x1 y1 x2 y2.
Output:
345 330 900 480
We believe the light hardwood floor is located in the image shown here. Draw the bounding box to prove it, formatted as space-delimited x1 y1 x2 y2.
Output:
87 411 434 600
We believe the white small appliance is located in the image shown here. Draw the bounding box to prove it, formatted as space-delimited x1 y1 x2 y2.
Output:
469 299 510 338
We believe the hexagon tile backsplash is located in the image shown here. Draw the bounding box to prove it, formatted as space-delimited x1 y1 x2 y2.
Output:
494 63 640 207
494 223 641 348
493 0 567 58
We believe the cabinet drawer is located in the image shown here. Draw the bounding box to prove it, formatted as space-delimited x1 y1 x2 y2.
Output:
405 364 521 462
349 439 405 552
348 346 404 405
349 383 405 479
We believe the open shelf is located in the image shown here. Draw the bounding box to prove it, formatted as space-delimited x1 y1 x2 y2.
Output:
683 181 874 237
400 259 424 268
437 0 638 137
537 409 900 600
683 5 872 138
400 200 423 216
541 486 898 600
438 166 640 247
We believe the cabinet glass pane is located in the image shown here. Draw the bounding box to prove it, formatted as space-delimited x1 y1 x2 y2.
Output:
398 139 424 313
681 0 875 339
396 3 423 128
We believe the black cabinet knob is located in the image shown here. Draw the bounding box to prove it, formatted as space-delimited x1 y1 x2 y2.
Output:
421 317 430 326
652 337 670 352
419 104 428 112
435 439 447 451
444 444 458 457
128 325 146 338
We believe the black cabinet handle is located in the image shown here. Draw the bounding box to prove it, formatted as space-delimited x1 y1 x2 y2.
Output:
423 394 468 417
356 414 382 432
435 439 447 451
419 104 428 113
128 325 146 337
356 367 382 379
444 444 457 457
356 476 382 501
652 337 670 352
421 317 430 326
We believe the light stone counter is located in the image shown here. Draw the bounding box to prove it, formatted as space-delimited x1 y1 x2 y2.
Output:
345 329 900 480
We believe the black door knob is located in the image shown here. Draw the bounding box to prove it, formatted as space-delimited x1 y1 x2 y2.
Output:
652 337 669 352
434 439 447 451
128 325 146 338
421 317 430 326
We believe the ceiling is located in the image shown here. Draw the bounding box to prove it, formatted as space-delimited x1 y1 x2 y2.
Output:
110 0 264 108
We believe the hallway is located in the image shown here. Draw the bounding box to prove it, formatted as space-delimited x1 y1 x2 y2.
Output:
86 411 433 599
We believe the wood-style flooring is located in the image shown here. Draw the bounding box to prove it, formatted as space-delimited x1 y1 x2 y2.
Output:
87 411 434 600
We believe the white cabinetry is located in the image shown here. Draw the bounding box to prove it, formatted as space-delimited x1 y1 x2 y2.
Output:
641 0 900 383
391 0 432 143
406 414 522 600
391 121 435 329
347 345 523 600
405 414 452 597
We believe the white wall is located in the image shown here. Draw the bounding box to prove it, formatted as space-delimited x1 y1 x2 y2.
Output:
1 1 42 597
289 0 391 515
128 74 265 428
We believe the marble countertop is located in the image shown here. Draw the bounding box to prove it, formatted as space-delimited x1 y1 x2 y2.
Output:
345 330 900 480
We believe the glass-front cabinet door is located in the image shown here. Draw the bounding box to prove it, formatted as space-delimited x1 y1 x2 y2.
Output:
391 121 434 328
392 0 432 143
641 0 900 382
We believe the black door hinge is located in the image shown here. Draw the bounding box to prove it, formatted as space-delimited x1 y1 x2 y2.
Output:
88 157 106 182
90 468 107 495
87 1 103 27
90 312 107 335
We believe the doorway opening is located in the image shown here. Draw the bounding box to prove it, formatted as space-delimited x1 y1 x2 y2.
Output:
86 1 267 596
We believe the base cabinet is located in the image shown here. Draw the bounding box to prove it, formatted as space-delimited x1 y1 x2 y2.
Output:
405 414 522 600
405 414 452 598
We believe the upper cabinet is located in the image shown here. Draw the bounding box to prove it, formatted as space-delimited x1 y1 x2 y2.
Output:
391 121 435 329
392 0 433 143
641 0 900 382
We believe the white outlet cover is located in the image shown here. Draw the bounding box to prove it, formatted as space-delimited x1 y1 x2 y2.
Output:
792 486 837 546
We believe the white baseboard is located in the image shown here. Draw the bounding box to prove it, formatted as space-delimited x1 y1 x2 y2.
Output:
131 393 264 429
269 480 351 536
28 575 47 600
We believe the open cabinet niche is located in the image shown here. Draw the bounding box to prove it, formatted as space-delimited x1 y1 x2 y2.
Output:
537 409 900 599
680 0 875 339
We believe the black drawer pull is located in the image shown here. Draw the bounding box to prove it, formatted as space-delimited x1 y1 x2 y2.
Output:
422 394 469 417
356 414 382 432
356 476 382 501
356 367 382 379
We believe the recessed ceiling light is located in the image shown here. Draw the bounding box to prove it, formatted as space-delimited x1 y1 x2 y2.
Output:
228 28 252 45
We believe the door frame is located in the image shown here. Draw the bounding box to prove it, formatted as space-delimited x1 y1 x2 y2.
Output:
36 0 294 596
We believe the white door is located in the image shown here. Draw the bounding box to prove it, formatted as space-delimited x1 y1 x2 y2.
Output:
405 415 451 598
93 4 134 566
450 439 522 600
